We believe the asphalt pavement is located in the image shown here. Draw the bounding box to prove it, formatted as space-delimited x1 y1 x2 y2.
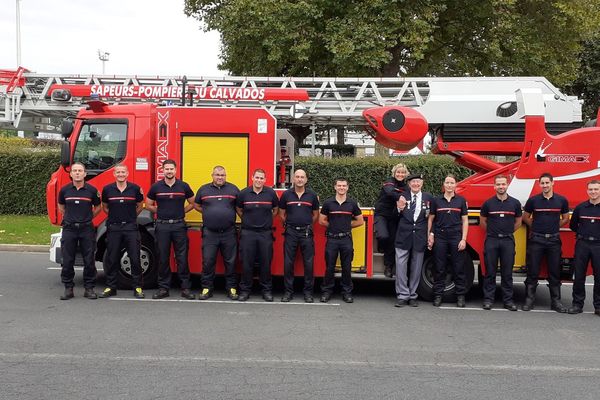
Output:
1 251 599 400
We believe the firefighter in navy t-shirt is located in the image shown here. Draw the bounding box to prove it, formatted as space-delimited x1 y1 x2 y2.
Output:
567 179 600 317
319 178 364 303
480 175 522 311
194 166 240 300
99 164 145 299
522 173 569 312
279 169 320 303
57 162 101 300
146 159 195 300
236 169 279 302
427 174 469 308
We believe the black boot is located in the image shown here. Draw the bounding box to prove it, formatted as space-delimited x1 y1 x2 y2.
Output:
522 284 536 311
549 286 567 313
384 265 393 278
60 287 74 300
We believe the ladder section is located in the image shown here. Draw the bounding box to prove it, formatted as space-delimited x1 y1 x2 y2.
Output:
0 72 582 131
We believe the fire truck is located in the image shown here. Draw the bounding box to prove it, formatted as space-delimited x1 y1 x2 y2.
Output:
1 68 596 299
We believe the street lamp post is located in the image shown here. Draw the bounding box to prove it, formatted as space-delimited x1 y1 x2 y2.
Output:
16 0 21 67
98 50 110 74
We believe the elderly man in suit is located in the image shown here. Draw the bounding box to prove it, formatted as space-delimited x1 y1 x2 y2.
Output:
393 173 433 307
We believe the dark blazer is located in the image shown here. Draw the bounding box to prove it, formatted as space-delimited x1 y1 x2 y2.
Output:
394 192 433 252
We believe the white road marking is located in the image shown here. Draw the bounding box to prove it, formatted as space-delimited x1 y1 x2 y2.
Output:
1 352 599 374
108 297 340 306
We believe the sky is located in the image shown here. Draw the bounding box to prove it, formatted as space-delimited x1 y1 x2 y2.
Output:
0 0 224 76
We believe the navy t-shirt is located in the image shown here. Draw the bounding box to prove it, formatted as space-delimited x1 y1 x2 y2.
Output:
58 182 101 224
102 182 144 224
523 193 569 234
236 186 279 230
279 188 319 226
195 182 239 230
570 200 600 237
430 194 468 234
481 195 522 236
320 197 362 234
147 179 194 220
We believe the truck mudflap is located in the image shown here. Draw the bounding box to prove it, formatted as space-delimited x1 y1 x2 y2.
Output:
49 231 62 264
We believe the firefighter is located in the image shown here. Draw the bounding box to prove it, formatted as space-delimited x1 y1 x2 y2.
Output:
236 169 279 302
480 174 522 311
567 179 600 316
394 173 433 307
146 159 195 300
57 162 101 300
279 169 320 303
319 178 364 303
522 172 569 312
427 174 469 307
194 166 240 300
374 163 409 278
99 164 145 299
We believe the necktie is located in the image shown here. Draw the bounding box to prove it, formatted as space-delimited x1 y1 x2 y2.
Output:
410 194 417 212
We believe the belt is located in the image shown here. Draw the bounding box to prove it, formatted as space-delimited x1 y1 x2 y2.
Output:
436 228 461 234
63 221 92 228
287 225 311 231
326 231 351 238
109 221 136 225
156 218 184 224
532 232 560 238
242 227 272 232
487 233 513 238
577 234 599 241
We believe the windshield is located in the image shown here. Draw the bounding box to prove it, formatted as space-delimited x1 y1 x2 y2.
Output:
73 120 127 172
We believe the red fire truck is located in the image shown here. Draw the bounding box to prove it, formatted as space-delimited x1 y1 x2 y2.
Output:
1 69 595 299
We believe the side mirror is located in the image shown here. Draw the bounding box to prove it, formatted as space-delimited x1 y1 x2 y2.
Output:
60 141 71 168
61 120 74 138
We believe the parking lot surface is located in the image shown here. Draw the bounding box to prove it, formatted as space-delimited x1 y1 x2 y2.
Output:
1 252 599 400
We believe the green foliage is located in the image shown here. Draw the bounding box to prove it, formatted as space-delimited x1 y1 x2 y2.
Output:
184 0 600 86
295 155 469 206
0 141 60 215
567 35 600 120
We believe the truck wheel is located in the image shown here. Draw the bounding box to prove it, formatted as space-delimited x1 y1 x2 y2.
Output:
102 233 158 290
416 252 475 302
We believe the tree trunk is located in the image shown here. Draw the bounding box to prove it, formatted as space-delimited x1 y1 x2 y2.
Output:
374 142 389 156
287 126 311 152
336 127 345 145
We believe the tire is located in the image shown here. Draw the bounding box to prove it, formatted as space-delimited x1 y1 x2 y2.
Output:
416 251 475 301
102 233 158 290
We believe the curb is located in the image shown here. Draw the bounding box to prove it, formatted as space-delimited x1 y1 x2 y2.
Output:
0 244 49 253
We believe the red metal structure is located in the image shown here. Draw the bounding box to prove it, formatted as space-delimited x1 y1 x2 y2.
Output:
2 68 596 297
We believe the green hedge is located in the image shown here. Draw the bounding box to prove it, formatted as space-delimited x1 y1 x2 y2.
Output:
0 138 60 215
0 138 470 214
295 155 470 206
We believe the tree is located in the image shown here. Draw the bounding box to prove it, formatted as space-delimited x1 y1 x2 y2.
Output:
184 0 600 144
568 36 600 120
185 0 600 85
